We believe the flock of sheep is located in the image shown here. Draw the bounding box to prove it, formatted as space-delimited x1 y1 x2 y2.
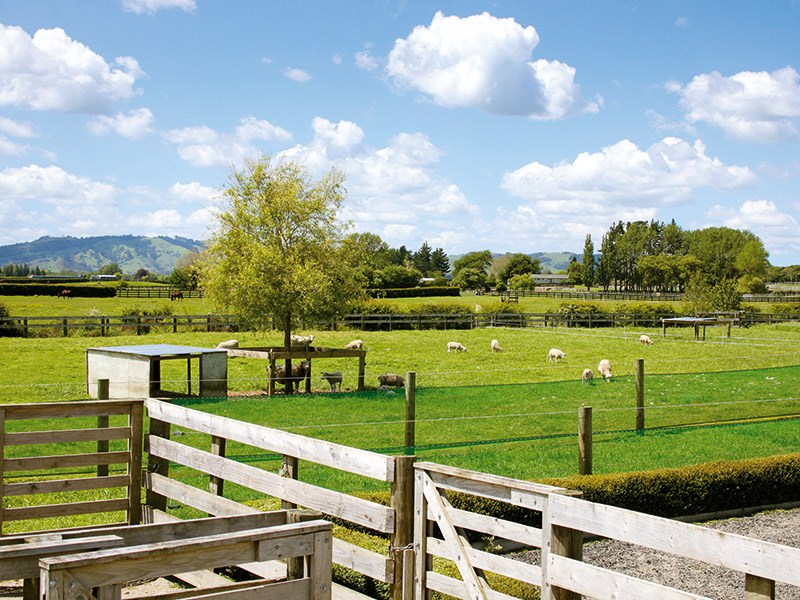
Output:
216 331 656 393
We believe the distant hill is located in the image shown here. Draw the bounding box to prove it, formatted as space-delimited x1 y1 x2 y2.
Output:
0 235 205 275
449 251 579 273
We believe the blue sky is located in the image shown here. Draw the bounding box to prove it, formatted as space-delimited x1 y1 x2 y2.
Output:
1 1 799 265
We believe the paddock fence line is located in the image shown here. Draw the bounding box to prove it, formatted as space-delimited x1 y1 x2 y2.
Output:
0 399 144 534
144 397 413 600
115 287 205 299
3 310 800 337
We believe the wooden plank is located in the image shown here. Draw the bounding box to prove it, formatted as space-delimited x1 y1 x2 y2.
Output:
41 523 331 589
145 472 261 516
3 498 129 522
548 493 800 587
427 537 542 586
166 579 311 600
425 572 519 600
145 399 393 482
3 475 130 496
3 401 141 421
128 400 144 525
419 463 554 511
547 555 712 600
4 451 130 472
332 538 393 583
444 506 543 549
311 530 333 600
4 427 132 445
332 583 373 600
0 535 124 579
147 436 394 533
420 471 489 600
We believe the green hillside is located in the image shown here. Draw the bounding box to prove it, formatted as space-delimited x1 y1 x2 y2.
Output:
0 235 205 275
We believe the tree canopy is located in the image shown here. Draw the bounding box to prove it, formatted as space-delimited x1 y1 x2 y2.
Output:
200 156 362 346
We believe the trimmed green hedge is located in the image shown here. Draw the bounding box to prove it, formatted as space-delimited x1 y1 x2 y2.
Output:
0 284 116 298
367 286 460 298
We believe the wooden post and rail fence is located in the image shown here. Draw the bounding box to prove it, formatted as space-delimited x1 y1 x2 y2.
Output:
2 384 800 599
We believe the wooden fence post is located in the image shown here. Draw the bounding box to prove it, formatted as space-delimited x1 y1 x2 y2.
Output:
391 455 415 600
209 435 226 499
636 358 645 431
287 509 323 580
745 574 775 600
145 414 171 514
405 372 416 455
281 455 298 510
541 491 583 600
578 406 592 475
97 379 110 477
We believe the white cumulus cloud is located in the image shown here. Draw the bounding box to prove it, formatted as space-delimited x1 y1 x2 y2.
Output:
87 108 155 139
121 0 196 14
502 137 756 205
667 67 800 142
163 116 292 167
0 164 116 205
0 23 145 113
282 67 312 83
386 11 600 119
169 181 219 203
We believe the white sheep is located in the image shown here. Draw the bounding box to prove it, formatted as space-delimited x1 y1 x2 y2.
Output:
490 339 503 352
639 334 653 345
377 373 405 388
447 341 468 352
548 348 566 363
344 339 364 350
598 359 613 381
581 368 594 384
216 339 239 349
320 371 343 392
290 334 314 348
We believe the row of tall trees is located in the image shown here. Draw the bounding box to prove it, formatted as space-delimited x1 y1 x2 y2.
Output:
570 220 771 294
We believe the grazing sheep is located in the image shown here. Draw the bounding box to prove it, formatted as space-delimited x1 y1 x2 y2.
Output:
290 334 314 348
447 341 468 352
320 371 343 392
639 334 653 345
548 348 566 363
490 339 503 352
344 339 364 350
597 359 613 381
377 373 405 388
581 368 594 384
216 339 239 349
273 360 311 392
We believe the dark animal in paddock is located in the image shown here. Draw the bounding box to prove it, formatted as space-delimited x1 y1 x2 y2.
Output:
58 289 72 299
170 291 184 301
272 359 311 393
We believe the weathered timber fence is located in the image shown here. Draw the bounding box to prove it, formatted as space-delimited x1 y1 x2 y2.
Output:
2 309 800 337
414 461 800 600
0 313 237 336
0 399 144 534
115 286 204 299
144 398 413 600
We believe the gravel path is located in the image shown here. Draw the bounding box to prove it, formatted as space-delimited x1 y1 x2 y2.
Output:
517 508 800 599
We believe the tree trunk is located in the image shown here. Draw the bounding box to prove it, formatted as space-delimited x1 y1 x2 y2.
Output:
283 311 293 394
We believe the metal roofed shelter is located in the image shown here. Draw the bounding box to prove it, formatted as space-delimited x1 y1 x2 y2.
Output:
661 316 732 340
86 344 227 399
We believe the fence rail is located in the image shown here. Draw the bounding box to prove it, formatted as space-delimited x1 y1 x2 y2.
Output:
2 310 800 337
115 287 204 299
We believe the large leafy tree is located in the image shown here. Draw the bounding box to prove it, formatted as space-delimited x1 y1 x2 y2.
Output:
452 251 493 276
497 253 540 283
200 156 362 348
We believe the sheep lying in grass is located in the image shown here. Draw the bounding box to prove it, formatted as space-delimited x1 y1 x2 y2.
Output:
639 334 653 345
548 348 566 363
598 359 613 381
290 334 314 348
582 368 594 384
320 371 343 392
491 339 503 352
447 341 468 352
344 339 364 350
216 339 239 349
378 373 405 388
